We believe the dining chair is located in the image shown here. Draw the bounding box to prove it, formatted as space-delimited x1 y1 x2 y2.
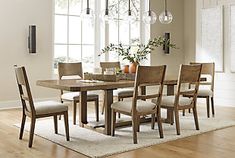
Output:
152 64 202 135
111 65 166 144
14 66 69 148
100 62 134 117
183 63 215 118
58 62 99 125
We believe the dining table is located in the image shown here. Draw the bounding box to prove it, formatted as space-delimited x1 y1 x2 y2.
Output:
36 78 177 135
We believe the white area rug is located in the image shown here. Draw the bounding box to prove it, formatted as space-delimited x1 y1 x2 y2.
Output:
15 114 235 158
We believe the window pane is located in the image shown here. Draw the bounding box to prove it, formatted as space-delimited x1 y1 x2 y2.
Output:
55 0 68 14
82 22 94 44
54 45 67 69
69 16 81 44
68 45 81 62
69 0 81 15
109 21 118 44
54 15 68 43
131 21 140 45
82 45 95 73
109 50 119 62
119 21 129 45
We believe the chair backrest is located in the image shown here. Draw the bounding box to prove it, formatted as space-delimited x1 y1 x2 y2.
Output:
58 62 83 96
100 62 120 74
14 66 35 116
132 65 167 113
175 64 202 107
58 62 83 79
190 62 215 91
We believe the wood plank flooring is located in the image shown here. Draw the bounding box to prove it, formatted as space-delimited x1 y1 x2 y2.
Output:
0 103 235 158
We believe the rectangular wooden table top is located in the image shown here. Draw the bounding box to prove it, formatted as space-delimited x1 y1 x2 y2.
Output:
36 79 178 91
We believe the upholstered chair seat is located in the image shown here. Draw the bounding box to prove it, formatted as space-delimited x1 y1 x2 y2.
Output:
152 96 193 108
34 101 68 115
112 100 156 113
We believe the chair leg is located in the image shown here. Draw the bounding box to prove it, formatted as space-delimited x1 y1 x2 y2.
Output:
188 108 191 113
206 97 210 118
192 103 199 130
118 98 122 119
28 118 36 148
58 115 62 120
53 115 58 134
157 106 164 138
211 97 215 117
182 109 185 116
73 101 77 125
151 113 155 130
174 109 180 135
132 115 138 144
111 110 116 136
64 111 70 141
95 99 99 122
19 114 26 140
137 116 140 132
101 93 106 115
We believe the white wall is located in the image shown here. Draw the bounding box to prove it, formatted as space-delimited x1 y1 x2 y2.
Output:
195 0 235 106
184 0 196 63
151 0 185 78
0 0 58 108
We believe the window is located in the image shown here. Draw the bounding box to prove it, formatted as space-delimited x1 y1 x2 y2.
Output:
53 0 150 73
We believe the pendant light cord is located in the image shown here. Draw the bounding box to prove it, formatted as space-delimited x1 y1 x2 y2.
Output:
86 0 90 14
128 0 131 16
105 0 109 15
164 0 168 15
148 0 151 16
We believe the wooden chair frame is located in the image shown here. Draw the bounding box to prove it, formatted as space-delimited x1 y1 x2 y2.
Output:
15 66 69 148
161 64 202 135
111 65 166 144
183 62 215 118
58 62 99 125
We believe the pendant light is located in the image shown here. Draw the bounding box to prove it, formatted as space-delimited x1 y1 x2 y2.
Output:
159 0 173 24
81 0 95 21
100 0 114 22
143 0 157 24
125 0 136 23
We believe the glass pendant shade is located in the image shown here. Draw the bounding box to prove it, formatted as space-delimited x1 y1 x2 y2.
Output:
125 11 136 23
100 0 114 22
81 0 95 21
159 11 173 24
125 0 136 23
159 0 173 24
143 11 157 24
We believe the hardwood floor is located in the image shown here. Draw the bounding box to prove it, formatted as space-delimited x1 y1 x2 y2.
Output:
0 103 235 158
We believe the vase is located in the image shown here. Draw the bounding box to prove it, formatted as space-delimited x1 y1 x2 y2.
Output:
123 65 129 73
129 62 138 73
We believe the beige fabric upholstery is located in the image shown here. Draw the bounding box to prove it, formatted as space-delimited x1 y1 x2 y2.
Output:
35 101 68 115
61 92 98 101
198 89 213 97
152 96 193 107
111 100 156 113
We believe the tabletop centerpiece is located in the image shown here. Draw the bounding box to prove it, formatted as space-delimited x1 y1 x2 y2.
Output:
99 36 177 73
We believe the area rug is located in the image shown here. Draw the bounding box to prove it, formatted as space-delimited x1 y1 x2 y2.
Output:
14 114 235 158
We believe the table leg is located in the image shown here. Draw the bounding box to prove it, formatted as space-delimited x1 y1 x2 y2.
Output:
165 85 175 124
79 91 88 127
104 89 113 135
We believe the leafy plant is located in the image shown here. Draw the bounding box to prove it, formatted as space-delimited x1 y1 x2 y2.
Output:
99 36 177 64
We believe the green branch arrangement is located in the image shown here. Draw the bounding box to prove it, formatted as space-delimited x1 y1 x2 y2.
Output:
99 36 177 64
